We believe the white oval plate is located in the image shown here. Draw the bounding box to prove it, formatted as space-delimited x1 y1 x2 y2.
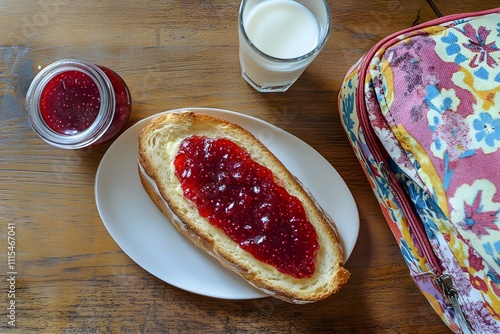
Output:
95 107 359 300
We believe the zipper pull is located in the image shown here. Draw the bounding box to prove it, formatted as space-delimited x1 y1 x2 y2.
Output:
379 161 391 183
436 274 474 334
379 162 474 332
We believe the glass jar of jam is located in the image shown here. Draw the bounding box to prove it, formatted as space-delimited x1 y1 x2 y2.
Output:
25 59 132 149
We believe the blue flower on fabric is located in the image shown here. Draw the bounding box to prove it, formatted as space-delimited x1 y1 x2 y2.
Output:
472 112 500 150
441 32 468 64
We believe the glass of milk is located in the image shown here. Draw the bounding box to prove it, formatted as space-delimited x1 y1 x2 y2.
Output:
238 0 331 92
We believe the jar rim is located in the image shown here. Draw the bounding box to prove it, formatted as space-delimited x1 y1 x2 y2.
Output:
25 59 116 149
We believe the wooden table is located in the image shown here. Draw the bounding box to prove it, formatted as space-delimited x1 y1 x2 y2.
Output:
1 0 498 333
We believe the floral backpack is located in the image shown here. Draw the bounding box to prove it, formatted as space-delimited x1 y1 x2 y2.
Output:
338 8 500 334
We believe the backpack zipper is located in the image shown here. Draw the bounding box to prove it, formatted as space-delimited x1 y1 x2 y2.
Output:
356 61 474 333
378 160 441 274
379 160 473 332
436 275 474 334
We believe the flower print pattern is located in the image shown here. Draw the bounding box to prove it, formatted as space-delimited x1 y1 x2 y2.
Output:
425 86 466 159
471 275 489 292
441 31 469 64
484 241 500 268
338 11 500 333
459 189 499 236
450 180 500 276
460 24 500 69
468 246 486 272
462 301 500 333
433 111 473 161
468 112 500 154
402 175 447 234
384 39 430 96
400 238 419 268
456 77 500 148
432 110 474 190
377 127 417 176
425 86 461 126
425 86 474 190
340 90 357 144
438 20 500 83
450 180 500 237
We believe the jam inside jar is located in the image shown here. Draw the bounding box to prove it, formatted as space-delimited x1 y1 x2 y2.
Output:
26 59 132 149
174 135 320 279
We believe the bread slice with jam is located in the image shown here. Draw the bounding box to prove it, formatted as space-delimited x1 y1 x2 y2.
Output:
138 111 350 303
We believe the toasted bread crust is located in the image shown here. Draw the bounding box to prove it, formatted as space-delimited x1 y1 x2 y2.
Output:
138 111 350 303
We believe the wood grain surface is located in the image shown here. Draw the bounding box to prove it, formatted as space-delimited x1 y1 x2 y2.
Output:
1 0 498 333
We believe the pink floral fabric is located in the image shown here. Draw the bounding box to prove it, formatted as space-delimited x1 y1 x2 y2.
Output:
339 9 500 334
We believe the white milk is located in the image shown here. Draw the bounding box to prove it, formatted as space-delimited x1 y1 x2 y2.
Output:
239 0 324 91
244 0 319 59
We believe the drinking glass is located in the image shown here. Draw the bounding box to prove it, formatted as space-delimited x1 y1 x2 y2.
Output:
238 0 331 92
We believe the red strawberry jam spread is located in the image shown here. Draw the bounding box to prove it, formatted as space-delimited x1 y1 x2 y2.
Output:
40 70 100 135
39 66 130 141
174 135 319 278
